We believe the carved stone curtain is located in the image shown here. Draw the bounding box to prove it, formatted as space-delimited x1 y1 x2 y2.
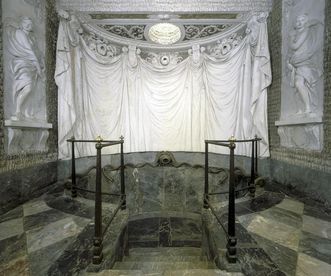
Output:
55 16 271 159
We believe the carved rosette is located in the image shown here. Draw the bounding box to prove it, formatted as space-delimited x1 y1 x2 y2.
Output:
142 51 186 68
83 33 119 57
207 33 243 57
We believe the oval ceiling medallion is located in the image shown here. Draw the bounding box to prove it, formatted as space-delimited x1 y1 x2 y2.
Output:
148 23 182 45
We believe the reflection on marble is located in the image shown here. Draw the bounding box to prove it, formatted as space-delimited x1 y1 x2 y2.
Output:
251 233 298 276
23 209 68 231
259 207 303 229
0 217 24 240
299 231 331 265
238 247 285 276
23 198 51 217
45 192 95 219
235 192 285 216
0 233 26 265
238 213 301 251
296 253 331 276
0 205 23 223
26 217 87 253
302 215 331 239
28 237 73 276
303 204 331 222
276 197 305 215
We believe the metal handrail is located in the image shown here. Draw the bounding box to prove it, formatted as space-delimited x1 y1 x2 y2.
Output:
67 136 126 265
102 198 126 238
204 136 261 264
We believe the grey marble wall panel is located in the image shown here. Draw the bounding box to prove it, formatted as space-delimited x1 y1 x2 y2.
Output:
270 159 331 206
0 161 57 215
58 152 270 182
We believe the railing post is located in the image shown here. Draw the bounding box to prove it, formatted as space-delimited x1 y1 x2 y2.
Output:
204 141 209 209
249 138 256 197
226 138 237 263
254 135 258 176
120 136 126 210
71 136 77 198
93 141 103 264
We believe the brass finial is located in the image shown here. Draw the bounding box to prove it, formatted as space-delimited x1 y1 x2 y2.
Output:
96 135 103 142
120 135 124 141
229 135 236 142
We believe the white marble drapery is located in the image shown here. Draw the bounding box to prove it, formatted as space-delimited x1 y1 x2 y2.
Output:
55 16 271 159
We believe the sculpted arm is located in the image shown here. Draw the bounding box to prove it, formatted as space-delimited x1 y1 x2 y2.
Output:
289 30 308 51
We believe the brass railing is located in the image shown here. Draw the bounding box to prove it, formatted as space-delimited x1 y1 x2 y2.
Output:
204 136 261 263
67 136 126 265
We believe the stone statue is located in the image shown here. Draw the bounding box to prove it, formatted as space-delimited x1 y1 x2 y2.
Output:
6 17 44 120
287 14 323 114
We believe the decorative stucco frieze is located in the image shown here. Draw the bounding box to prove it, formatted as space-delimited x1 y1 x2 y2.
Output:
56 0 273 13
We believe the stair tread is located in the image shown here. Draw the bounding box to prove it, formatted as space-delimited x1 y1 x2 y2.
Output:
164 269 244 276
113 261 215 271
129 247 203 256
88 270 242 276
124 255 207 262
86 270 144 275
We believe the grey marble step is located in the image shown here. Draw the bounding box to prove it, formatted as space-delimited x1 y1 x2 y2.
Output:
86 269 144 275
113 261 215 273
124 254 207 262
87 269 243 276
164 269 244 276
128 247 203 257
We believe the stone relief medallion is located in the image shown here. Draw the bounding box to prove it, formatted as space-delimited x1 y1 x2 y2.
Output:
144 52 185 68
160 55 170 66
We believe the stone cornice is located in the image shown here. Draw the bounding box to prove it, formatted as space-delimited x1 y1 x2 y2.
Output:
57 0 272 13
77 13 248 51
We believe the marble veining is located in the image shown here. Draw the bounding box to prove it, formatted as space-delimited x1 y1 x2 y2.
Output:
26 217 87 253
0 217 24 240
302 215 331 239
0 186 330 275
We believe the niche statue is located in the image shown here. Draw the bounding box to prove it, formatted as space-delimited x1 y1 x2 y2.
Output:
287 14 323 115
6 17 44 121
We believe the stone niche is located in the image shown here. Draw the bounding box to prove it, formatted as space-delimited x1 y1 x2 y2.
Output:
276 0 325 151
2 0 52 155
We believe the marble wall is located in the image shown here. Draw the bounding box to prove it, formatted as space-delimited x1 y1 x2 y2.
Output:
62 152 261 216
276 0 325 151
267 0 331 206
0 1 59 215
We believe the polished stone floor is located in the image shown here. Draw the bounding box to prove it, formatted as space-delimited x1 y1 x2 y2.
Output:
0 186 330 275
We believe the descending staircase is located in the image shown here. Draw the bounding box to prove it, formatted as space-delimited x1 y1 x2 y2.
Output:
92 246 240 275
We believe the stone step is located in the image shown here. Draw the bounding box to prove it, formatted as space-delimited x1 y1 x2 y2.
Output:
113 261 215 273
85 269 144 275
128 247 203 257
124 254 207 262
87 269 243 276
164 269 244 276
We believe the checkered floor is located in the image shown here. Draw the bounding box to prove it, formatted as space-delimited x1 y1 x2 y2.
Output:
0 188 330 275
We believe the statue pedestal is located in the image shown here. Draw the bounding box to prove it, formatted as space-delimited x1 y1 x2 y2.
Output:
275 115 323 151
4 119 53 155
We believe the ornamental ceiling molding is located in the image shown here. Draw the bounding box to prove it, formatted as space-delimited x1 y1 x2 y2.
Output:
76 13 248 51
56 0 273 13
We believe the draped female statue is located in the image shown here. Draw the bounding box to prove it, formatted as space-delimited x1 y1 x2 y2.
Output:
6 17 44 120
287 14 323 114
